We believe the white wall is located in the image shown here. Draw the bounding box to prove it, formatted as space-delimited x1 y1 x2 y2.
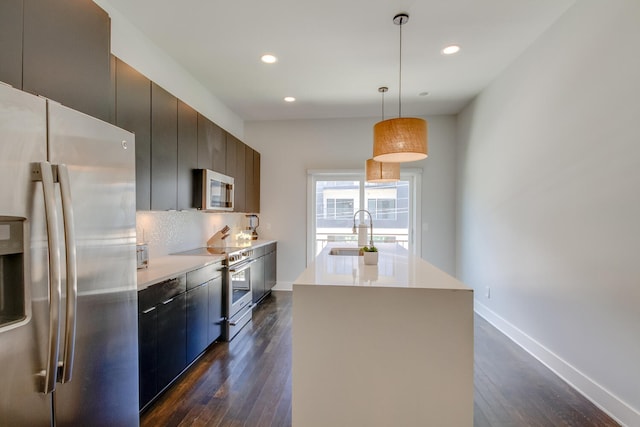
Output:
245 115 458 289
92 0 244 139
456 0 640 425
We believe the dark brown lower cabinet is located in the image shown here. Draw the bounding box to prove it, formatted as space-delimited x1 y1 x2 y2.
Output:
265 244 277 290
252 243 277 305
186 283 209 364
138 275 186 410
139 263 224 411
208 275 224 343
138 305 158 410
251 255 266 304
156 293 187 392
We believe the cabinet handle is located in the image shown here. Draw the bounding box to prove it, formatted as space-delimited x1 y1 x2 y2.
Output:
161 298 174 305
142 306 156 314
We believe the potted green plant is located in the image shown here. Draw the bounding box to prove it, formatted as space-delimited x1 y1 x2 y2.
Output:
362 245 378 265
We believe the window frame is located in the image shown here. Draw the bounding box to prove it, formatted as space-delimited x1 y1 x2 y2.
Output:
306 169 422 265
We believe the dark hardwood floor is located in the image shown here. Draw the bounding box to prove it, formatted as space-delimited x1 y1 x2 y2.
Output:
141 291 619 427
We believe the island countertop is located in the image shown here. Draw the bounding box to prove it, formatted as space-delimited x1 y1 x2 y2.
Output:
294 242 471 290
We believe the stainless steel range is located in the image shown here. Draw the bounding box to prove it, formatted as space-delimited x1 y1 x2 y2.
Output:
176 246 255 340
223 247 255 340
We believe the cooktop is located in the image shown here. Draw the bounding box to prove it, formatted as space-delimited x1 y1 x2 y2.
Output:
174 247 245 256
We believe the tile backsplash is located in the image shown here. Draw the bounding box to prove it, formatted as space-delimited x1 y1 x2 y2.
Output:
136 211 252 259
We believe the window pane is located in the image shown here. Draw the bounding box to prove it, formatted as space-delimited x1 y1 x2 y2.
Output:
315 180 360 255
364 181 409 247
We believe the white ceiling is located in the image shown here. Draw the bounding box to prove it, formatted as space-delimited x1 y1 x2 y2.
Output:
102 0 575 121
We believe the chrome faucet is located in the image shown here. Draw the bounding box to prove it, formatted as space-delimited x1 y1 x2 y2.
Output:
352 209 374 248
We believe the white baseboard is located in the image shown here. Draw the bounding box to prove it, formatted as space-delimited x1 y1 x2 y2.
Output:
272 281 293 291
474 300 639 427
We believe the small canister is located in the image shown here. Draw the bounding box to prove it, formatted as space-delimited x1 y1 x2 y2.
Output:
136 243 149 269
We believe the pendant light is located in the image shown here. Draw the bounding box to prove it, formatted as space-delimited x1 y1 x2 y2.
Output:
373 13 428 163
367 87 400 182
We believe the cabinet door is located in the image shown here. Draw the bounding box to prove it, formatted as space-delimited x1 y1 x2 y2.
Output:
156 293 186 391
197 114 224 172
186 283 209 363
234 139 246 212
225 132 237 178
253 150 261 213
151 82 178 210
177 100 198 210
23 0 111 121
115 59 151 210
245 146 255 213
252 256 266 304
212 128 226 174
208 275 224 343
0 0 23 89
265 248 277 290
138 307 158 409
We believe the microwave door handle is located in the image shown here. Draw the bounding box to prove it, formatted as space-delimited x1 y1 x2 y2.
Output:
32 162 62 394
57 164 78 384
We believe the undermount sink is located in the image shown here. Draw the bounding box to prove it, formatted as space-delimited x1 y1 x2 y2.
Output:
328 247 362 256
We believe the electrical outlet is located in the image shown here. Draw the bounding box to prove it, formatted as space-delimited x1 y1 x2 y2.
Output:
486 287 491 299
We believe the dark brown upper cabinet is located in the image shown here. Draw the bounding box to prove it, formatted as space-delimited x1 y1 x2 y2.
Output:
22 0 111 122
197 114 225 173
252 150 261 213
177 101 198 210
245 147 255 213
234 137 246 213
245 147 261 213
151 83 178 211
115 58 151 211
0 0 23 89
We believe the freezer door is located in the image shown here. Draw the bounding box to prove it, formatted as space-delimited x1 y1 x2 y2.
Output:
47 101 139 426
0 85 53 424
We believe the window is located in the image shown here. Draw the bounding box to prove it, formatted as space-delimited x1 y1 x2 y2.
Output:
367 198 396 220
325 198 354 219
307 170 421 263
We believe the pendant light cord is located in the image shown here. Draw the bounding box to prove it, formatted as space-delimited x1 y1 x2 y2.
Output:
398 18 403 118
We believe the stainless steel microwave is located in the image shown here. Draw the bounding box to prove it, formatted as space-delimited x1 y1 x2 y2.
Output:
195 169 234 211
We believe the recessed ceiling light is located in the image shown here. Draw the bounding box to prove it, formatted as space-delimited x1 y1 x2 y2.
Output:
441 45 461 55
261 54 277 64
284 96 296 102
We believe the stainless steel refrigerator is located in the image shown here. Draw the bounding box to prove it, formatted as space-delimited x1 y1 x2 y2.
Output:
0 83 139 426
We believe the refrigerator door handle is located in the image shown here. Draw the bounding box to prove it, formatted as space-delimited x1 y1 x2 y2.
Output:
56 164 77 384
32 162 62 394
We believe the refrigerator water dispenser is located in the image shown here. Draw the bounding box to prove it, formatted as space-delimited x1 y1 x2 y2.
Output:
0 217 25 329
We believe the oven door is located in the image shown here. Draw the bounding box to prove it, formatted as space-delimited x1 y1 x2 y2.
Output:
226 259 254 340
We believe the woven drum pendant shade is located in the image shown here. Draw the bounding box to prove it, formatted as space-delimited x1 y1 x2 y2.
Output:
373 117 428 162
366 158 400 182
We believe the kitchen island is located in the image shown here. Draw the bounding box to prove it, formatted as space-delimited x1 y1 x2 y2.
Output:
292 243 474 427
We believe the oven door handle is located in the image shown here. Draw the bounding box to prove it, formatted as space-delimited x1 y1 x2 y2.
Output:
228 259 256 273
228 304 254 326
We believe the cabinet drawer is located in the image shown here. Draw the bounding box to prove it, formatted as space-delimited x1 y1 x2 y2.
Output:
186 262 223 290
139 275 187 311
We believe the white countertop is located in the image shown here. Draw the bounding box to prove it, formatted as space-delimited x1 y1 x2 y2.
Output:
136 239 277 291
294 243 471 290
136 255 224 290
